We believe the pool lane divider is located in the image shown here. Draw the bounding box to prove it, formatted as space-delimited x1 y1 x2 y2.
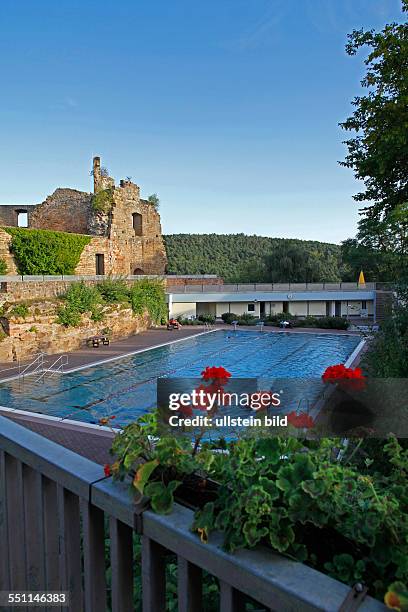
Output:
64 331 270 416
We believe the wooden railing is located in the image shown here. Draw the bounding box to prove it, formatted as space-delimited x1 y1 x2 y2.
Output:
0 415 387 611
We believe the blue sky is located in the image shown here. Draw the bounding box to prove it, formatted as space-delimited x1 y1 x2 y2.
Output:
0 0 404 243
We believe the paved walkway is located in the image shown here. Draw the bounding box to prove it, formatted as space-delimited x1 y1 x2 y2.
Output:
0 326 209 382
2 409 114 465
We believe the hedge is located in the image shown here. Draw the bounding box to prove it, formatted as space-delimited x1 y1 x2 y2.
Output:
3 227 91 275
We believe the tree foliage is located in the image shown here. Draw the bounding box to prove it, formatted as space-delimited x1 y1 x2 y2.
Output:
339 1 408 220
164 234 346 283
147 193 160 210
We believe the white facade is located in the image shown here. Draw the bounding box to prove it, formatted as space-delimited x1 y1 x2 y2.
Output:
168 289 376 320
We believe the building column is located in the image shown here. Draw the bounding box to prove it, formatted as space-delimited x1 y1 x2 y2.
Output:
330 301 336 316
168 294 173 318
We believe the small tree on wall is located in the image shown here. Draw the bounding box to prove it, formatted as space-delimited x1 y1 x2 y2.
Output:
147 194 160 210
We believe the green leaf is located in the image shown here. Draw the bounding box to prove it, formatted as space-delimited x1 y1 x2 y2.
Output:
145 481 181 515
132 459 159 495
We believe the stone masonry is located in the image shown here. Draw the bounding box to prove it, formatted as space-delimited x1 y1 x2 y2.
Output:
0 156 167 276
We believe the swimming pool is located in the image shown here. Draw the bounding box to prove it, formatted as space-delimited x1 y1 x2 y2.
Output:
0 330 361 426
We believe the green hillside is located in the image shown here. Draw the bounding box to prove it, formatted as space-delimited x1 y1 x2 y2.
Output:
164 234 349 283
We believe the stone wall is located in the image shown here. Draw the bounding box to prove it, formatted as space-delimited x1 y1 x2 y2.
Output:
0 302 150 362
0 276 221 303
0 231 19 274
30 188 92 234
0 205 37 227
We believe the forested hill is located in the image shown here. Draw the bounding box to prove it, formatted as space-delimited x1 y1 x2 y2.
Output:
164 234 349 283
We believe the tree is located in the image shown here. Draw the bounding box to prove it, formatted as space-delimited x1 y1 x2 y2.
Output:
340 1 408 222
147 194 160 210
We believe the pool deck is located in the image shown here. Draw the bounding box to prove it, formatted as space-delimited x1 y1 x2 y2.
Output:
0 325 210 381
0 324 363 465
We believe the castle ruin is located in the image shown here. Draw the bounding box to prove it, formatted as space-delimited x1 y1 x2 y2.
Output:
0 157 167 276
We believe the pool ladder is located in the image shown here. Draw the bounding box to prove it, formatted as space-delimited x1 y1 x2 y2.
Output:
35 354 69 382
14 352 69 383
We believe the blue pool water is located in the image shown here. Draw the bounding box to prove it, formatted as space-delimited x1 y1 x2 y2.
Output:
0 330 361 426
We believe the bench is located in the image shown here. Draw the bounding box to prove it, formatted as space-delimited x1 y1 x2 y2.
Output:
87 335 110 348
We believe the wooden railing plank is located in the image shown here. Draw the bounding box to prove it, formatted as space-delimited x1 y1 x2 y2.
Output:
177 556 202 612
23 465 45 591
219 581 246 612
5 455 27 592
0 450 10 591
82 500 107 612
43 476 60 591
142 536 166 612
110 517 134 612
58 486 83 612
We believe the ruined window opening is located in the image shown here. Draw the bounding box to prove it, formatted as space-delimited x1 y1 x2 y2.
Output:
133 268 144 275
95 254 105 275
17 210 28 227
132 213 142 236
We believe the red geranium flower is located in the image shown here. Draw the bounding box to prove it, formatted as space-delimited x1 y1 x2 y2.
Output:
322 364 366 391
287 411 315 429
104 464 112 477
322 364 365 382
201 366 232 381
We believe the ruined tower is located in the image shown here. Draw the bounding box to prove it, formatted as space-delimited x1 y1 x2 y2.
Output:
93 156 114 193
0 156 168 276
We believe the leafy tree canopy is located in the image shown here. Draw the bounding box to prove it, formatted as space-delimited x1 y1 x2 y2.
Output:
340 1 408 221
164 234 348 283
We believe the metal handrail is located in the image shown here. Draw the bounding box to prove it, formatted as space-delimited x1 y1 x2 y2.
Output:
167 281 380 294
35 354 69 381
18 352 45 379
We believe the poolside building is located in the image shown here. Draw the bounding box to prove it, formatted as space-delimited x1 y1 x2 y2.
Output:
167 281 392 322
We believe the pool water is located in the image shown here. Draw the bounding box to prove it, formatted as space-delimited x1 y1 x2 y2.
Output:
0 330 361 426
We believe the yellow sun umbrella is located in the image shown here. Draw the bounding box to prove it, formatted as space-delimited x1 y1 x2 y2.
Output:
358 270 366 287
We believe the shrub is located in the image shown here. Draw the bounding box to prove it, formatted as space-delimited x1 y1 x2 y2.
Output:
317 316 349 330
129 279 167 324
221 312 239 324
63 282 102 314
266 312 296 324
90 306 105 322
97 278 130 303
197 314 216 324
57 305 81 327
237 314 257 325
28 326 38 333
362 284 408 377
10 303 29 319
91 187 114 213
4 227 91 275
0 259 7 275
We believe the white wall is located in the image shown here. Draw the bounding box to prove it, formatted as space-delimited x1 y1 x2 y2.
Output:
308 301 327 316
288 302 308 316
172 302 196 318
215 302 260 317
266 302 284 315
197 303 216 316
